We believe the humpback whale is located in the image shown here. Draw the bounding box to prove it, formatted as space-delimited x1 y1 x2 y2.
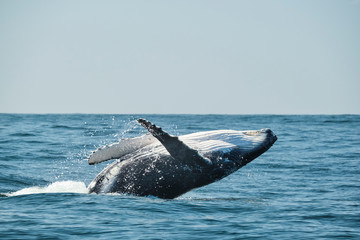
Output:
87 119 277 199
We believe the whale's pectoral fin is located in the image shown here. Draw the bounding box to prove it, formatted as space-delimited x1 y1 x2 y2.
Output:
138 119 211 167
88 134 157 165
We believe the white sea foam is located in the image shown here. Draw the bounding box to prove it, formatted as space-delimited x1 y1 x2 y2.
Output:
6 181 88 197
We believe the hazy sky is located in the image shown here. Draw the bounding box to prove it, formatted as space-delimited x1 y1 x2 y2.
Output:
1 0 359 114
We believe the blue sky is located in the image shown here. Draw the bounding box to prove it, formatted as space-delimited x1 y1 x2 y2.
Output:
1 0 359 114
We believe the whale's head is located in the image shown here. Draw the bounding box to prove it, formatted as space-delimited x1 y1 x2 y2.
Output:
232 128 277 163
181 128 277 170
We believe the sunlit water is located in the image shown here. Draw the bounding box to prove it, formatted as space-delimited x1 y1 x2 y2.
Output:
0 114 359 239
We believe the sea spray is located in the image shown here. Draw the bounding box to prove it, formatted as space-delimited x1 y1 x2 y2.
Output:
6 181 88 197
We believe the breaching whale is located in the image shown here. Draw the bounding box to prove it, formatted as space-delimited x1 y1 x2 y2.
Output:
87 119 277 199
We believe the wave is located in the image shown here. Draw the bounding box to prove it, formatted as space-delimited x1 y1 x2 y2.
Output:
9 133 37 137
4 181 88 197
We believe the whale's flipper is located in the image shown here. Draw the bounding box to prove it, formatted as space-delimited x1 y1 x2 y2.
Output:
138 119 211 167
88 134 156 165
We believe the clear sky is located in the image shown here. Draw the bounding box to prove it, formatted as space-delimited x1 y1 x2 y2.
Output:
0 0 359 114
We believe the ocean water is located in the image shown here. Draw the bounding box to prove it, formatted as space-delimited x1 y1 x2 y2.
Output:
0 114 359 239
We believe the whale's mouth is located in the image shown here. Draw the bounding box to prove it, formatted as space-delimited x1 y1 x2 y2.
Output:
238 128 277 166
261 128 277 145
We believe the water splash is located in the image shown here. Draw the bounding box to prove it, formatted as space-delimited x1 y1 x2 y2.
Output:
5 181 88 197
